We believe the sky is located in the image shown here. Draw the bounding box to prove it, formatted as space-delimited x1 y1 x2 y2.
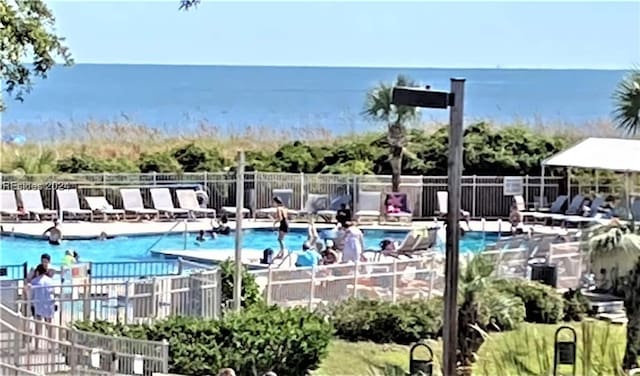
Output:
48 1 640 69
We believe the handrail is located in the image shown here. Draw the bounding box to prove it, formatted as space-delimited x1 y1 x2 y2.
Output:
145 220 184 253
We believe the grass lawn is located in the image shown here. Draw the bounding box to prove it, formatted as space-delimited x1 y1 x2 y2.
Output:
316 321 628 376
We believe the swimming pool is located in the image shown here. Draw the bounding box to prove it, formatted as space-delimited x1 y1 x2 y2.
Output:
0 229 497 268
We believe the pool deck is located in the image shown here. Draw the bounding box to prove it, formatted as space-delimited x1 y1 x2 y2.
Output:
0 218 567 240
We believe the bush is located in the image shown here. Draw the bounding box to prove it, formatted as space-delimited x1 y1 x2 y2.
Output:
74 305 333 376
477 289 526 331
172 143 227 172
218 259 262 309
138 152 182 173
562 288 591 321
492 279 564 324
329 298 443 345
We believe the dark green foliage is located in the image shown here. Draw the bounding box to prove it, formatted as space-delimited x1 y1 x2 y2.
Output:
32 123 569 176
477 289 526 331
328 298 443 345
562 288 591 322
75 305 333 376
619 258 640 369
493 279 564 324
218 259 262 309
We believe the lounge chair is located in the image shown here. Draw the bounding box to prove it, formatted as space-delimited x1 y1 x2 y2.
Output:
18 190 57 221
561 196 606 226
56 189 93 221
150 188 190 219
297 193 329 218
435 191 471 222
392 229 438 259
176 189 216 219
0 190 29 221
364 232 420 261
120 188 159 220
84 196 125 221
542 194 586 221
354 191 382 223
255 189 299 219
317 194 351 223
527 195 568 220
383 192 412 224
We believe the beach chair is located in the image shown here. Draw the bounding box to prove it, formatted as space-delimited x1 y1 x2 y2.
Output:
84 196 125 221
398 229 438 258
297 193 329 218
561 196 606 226
383 192 412 224
18 190 57 221
541 194 586 221
255 188 299 219
527 195 568 220
0 190 29 221
176 189 216 219
150 188 190 219
364 232 420 261
317 194 351 223
56 189 93 221
435 191 471 221
354 191 382 223
120 188 159 220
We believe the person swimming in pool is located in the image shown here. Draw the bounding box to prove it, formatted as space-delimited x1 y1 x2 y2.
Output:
42 220 62 245
211 215 231 236
196 230 206 243
272 196 289 259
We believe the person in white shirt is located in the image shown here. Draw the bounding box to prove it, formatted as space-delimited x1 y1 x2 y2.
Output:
341 221 364 263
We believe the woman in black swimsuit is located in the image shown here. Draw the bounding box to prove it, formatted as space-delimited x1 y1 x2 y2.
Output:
272 196 289 258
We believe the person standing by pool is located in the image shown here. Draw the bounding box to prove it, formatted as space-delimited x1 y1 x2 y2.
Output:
27 253 56 282
336 203 351 227
272 196 289 259
29 264 56 349
342 221 364 263
43 220 62 245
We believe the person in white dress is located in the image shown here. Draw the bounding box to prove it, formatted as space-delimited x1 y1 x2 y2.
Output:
341 221 364 263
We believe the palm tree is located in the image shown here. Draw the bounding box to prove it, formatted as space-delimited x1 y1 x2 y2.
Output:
364 75 419 192
586 221 640 370
613 68 640 135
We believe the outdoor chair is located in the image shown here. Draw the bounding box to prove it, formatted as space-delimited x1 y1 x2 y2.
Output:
18 190 57 221
297 193 329 218
527 195 568 221
120 188 159 220
176 189 216 219
435 191 471 224
150 188 190 219
382 192 412 224
354 191 382 223
0 190 29 221
316 194 351 223
542 194 586 221
56 189 93 221
561 196 606 226
84 196 125 221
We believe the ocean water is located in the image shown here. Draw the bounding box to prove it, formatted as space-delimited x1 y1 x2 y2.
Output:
1 64 625 139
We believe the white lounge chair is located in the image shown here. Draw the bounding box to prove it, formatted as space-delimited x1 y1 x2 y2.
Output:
176 189 216 219
120 188 159 220
297 193 329 217
0 190 28 221
150 188 190 219
255 189 299 218
316 194 351 223
84 196 125 221
364 231 420 261
354 191 382 223
435 191 470 220
18 190 57 221
56 189 93 221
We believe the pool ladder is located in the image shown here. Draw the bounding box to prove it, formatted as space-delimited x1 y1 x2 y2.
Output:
145 219 189 254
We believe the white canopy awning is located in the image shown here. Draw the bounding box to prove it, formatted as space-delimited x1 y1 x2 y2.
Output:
543 137 640 173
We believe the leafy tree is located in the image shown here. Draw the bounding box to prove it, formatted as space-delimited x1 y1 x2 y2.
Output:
613 68 640 135
364 75 419 192
0 0 72 111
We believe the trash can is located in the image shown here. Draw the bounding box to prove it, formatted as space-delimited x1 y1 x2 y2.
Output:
530 263 557 288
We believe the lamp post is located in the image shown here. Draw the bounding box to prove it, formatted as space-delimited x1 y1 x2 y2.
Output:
233 151 245 312
392 78 465 376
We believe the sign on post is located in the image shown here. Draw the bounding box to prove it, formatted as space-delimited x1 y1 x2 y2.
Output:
503 176 524 196
553 326 577 376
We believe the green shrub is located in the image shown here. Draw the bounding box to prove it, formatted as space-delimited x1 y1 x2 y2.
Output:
172 143 227 172
477 289 526 331
492 279 564 324
218 259 262 309
74 305 333 376
562 288 591 321
329 298 443 345
138 152 182 173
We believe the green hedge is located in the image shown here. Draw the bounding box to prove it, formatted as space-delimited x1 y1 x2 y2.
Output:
74 305 333 376
18 123 571 176
492 279 564 324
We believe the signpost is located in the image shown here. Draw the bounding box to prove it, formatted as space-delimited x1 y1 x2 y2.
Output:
392 78 465 376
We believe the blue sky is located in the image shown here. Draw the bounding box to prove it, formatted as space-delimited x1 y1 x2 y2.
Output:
48 1 640 69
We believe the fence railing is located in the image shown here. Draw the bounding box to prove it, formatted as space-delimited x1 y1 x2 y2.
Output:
1 269 222 327
0 305 169 376
0 172 564 218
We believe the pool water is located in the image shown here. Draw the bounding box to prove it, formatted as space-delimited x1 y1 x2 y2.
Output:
0 229 497 268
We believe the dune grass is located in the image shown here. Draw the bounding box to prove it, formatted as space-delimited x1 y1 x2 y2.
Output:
316 321 628 376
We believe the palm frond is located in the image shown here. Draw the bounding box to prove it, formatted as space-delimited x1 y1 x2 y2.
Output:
613 68 640 135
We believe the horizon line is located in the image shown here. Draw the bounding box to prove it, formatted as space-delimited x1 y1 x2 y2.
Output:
58 62 631 71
